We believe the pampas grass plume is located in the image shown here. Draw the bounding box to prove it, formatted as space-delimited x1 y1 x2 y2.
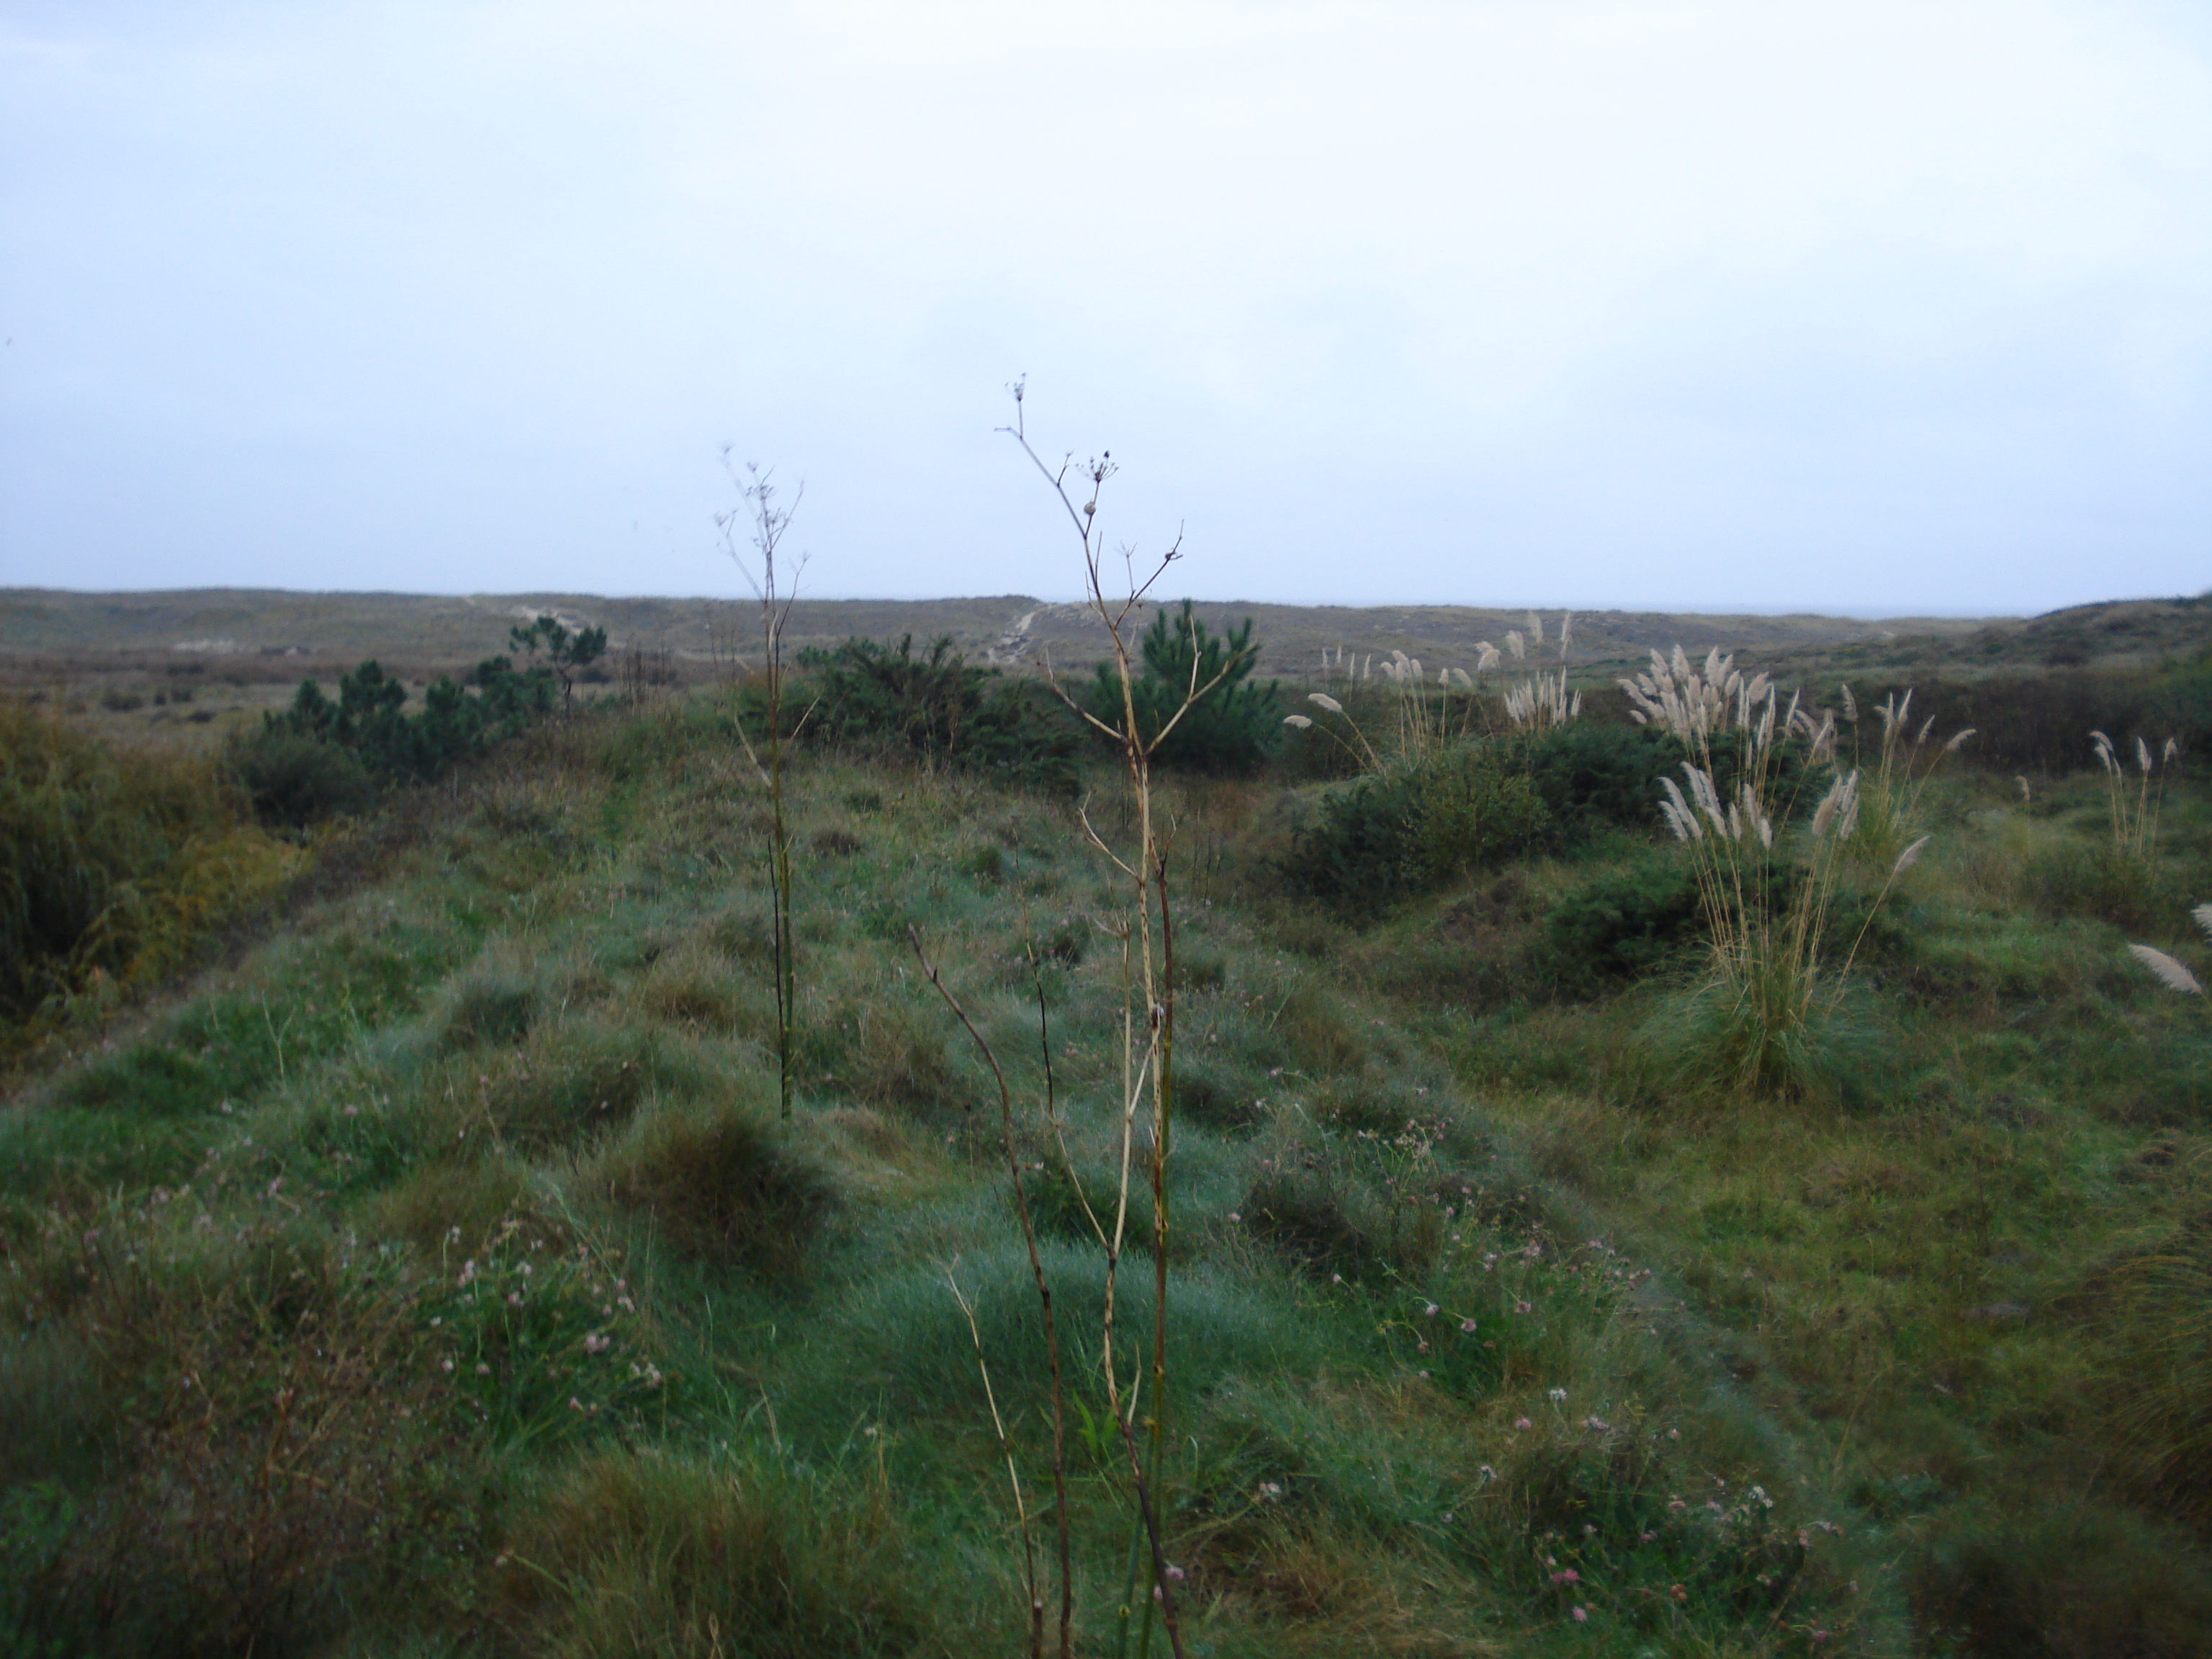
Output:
2130 945 2204 996
1308 693 1344 714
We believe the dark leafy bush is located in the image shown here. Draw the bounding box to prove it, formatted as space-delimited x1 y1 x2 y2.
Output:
1087 600 1282 773
225 729 378 830
232 655 562 824
1280 741 1550 904
1545 856 1707 985
1507 720 1683 843
793 634 1082 794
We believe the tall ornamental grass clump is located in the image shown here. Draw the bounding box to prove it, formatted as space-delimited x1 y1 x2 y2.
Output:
1498 610 1583 733
2092 727 2181 858
1624 647 1928 1100
1832 685 1976 868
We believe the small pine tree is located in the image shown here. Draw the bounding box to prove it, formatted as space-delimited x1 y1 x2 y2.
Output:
508 615 608 703
1087 600 1278 773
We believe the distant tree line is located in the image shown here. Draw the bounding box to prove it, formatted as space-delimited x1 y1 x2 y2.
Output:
228 616 605 827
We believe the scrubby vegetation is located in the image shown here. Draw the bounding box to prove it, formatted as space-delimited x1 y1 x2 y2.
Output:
4 585 2212 1657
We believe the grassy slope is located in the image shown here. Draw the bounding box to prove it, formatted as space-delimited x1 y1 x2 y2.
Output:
4 691 2211 1656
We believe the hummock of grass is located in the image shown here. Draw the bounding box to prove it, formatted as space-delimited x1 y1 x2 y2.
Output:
2 684 2211 1658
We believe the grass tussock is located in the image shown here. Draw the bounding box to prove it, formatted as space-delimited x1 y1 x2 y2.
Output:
490 1449 983 1658
589 1097 837 1278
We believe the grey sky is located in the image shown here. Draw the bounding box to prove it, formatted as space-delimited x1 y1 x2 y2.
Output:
4 1 2208 614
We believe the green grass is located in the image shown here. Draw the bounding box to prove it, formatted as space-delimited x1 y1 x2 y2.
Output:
4 691 2212 1656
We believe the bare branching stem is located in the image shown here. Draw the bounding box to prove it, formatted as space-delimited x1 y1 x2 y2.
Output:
912 928 1074 1659
1002 382 1189 1659
719 453 806 1120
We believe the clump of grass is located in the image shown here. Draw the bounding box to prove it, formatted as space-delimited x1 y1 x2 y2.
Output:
0 698 300 1025
1909 1505 2212 1659
1835 684 1975 868
490 1449 982 1658
2093 727 2180 858
588 1097 836 1279
436 970 541 1051
2102 1195 2212 1528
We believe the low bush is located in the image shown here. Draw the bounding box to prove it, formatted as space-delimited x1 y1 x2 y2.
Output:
1279 741 1549 904
225 728 377 829
232 653 562 823
793 634 1082 794
1507 719 1683 842
1544 856 1707 986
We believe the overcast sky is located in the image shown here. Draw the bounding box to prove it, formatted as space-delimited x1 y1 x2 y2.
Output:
4 1 2208 615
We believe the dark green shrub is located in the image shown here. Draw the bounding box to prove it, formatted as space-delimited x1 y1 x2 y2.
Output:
1545 856 1707 984
1087 600 1281 773
249 655 559 806
1509 720 1683 843
794 634 1082 794
1280 741 1549 904
225 729 377 828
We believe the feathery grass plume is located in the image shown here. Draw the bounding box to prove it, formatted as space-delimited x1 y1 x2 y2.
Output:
2091 726 2177 859
1296 690 1384 771
1305 655 1480 768
2129 945 2204 996
1501 670 1581 732
1500 611 1583 732
2125 904 2212 996
1825 688 1971 868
